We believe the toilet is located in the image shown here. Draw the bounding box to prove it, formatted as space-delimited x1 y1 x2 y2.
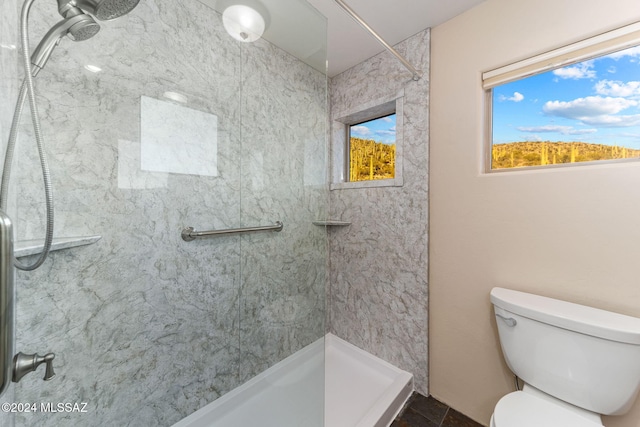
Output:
490 287 640 427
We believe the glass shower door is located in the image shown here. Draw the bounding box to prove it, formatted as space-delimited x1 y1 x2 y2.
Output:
237 9 328 377
0 0 327 426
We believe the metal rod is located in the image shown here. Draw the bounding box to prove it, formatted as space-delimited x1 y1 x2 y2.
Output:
181 221 283 242
0 210 15 398
333 0 422 81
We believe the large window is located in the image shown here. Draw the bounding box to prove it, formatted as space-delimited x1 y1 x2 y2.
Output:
484 23 640 171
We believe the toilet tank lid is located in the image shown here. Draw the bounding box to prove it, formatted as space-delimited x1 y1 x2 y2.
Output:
490 287 640 345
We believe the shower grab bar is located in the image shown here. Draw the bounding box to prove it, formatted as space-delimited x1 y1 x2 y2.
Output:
0 210 15 398
333 0 422 81
181 221 283 242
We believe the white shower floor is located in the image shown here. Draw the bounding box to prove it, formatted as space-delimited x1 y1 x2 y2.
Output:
172 333 413 427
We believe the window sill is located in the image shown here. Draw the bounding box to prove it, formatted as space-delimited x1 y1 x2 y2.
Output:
330 177 403 190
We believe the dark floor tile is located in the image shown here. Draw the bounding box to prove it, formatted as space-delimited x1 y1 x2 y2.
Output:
441 408 483 427
408 394 449 424
391 408 440 427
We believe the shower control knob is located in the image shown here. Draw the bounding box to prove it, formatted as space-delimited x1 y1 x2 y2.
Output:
12 352 56 383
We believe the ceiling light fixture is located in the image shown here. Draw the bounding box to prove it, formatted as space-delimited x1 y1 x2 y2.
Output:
221 1 268 43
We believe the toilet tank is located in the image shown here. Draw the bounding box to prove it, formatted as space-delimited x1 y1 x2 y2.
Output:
490 287 640 415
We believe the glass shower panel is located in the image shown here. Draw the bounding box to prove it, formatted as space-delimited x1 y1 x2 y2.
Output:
8 1 247 425
0 0 326 426
235 0 328 380
198 0 329 417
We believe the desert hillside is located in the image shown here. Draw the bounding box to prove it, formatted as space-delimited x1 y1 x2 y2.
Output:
350 137 396 181
492 141 640 169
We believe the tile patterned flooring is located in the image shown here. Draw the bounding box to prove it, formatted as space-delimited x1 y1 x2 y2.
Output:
391 393 484 427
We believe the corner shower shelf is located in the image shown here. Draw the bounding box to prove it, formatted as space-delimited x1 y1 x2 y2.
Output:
15 235 102 258
312 220 351 227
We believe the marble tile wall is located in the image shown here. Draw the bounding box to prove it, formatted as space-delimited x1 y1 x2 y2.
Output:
0 1 327 426
328 29 430 396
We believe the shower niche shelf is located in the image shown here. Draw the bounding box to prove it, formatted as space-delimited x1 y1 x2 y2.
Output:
15 235 102 258
312 220 351 227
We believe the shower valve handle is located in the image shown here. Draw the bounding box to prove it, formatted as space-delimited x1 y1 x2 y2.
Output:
12 352 56 383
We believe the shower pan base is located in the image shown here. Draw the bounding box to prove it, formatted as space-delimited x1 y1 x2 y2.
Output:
172 333 413 427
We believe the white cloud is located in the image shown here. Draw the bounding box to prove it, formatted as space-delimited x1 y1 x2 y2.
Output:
580 114 640 127
510 92 524 102
543 96 637 117
376 130 396 137
543 96 640 128
619 131 640 138
525 135 543 142
381 116 394 123
499 92 524 102
552 61 596 80
516 125 597 135
594 80 640 97
351 125 372 137
605 46 640 60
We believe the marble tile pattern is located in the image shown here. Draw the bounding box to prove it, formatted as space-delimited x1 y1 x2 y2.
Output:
0 0 327 426
328 29 430 396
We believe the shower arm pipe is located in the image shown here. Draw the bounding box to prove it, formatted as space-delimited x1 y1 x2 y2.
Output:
333 0 422 81
181 221 283 242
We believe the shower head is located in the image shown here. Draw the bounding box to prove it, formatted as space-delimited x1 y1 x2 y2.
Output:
57 0 140 21
30 13 100 74
67 15 100 40
29 0 139 76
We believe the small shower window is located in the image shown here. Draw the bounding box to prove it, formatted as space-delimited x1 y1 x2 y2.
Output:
348 114 397 182
331 92 404 190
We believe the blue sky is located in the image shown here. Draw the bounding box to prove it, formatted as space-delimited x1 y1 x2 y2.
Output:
493 45 640 149
350 114 397 144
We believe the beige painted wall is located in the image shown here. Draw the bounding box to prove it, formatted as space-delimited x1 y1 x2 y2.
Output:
430 0 640 425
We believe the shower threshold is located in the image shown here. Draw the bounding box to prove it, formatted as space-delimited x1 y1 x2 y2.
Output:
172 333 413 427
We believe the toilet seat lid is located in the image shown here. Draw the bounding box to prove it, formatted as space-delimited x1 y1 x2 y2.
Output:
493 392 603 427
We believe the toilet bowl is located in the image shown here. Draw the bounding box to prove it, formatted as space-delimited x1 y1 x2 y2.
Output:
491 387 603 427
490 287 640 426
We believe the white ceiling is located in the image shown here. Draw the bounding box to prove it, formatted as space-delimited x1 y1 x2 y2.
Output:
306 0 486 77
199 0 486 77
